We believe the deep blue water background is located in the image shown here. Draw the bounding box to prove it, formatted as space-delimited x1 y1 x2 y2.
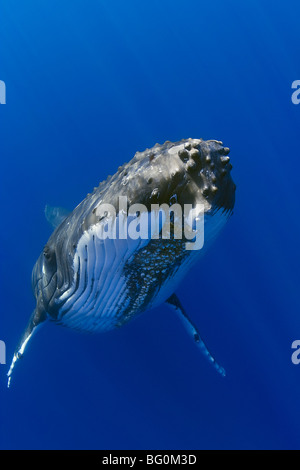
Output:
1 0 300 450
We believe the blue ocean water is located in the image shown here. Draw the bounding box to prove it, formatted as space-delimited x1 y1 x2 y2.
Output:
1 0 300 450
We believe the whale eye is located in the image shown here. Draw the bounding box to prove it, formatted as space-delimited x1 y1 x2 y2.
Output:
43 245 52 260
43 245 57 270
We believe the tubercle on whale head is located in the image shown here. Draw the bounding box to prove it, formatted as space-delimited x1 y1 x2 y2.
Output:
176 138 236 214
122 138 236 216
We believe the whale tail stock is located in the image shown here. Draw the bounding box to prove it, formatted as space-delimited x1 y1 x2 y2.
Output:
7 308 47 388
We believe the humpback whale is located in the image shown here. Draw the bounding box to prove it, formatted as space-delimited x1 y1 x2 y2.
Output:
8 138 236 387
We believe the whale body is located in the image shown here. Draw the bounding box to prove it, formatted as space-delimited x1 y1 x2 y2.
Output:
8 138 236 386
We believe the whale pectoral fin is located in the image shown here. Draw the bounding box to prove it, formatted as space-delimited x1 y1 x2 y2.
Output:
7 308 47 388
166 293 226 377
45 205 70 229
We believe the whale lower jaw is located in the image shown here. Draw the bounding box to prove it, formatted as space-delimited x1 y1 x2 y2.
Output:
55 209 229 333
